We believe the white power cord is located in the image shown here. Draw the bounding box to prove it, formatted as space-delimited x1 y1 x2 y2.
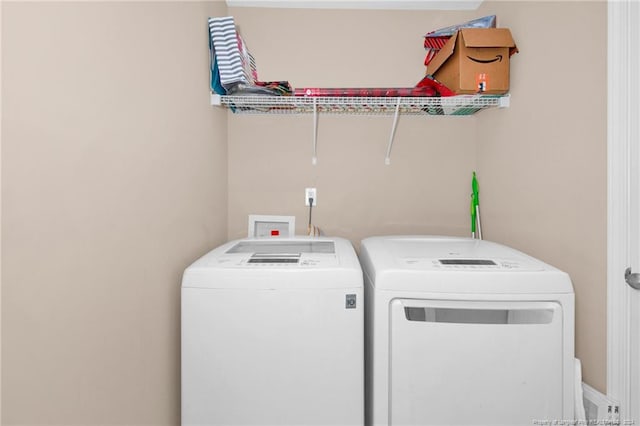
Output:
307 196 322 237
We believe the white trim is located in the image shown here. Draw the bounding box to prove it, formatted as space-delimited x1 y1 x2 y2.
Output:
583 383 620 423
606 0 629 411
629 2 640 424
225 0 483 10
607 0 639 421
0 0 3 421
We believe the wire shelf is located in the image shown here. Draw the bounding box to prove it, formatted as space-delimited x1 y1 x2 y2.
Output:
211 94 509 116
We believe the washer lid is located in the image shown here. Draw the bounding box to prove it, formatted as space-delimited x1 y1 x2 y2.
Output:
360 236 574 294
182 237 362 289
226 240 335 265
226 240 335 254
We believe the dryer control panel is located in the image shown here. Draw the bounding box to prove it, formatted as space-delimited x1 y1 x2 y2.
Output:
402 258 542 271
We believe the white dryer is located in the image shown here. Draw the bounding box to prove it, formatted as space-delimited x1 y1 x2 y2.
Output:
360 236 574 426
181 237 363 426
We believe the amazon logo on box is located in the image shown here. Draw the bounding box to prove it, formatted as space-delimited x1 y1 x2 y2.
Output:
426 28 518 95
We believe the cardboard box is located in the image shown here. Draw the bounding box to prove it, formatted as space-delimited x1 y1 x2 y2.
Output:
426 28 518 95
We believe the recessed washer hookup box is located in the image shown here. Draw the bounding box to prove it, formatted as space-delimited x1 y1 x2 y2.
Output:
427 28 519 95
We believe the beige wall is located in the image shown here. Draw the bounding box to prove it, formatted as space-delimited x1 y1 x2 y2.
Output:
227 7 484 243
1 2 228 425
228 115 477 243
228 1 608 393
1 1 608 425
476 1 607 392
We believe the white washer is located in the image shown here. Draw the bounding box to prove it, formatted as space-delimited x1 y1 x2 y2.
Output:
181 237 364 426
360 236 575 426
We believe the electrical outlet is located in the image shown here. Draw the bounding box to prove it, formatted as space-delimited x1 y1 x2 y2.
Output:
305 188 317 206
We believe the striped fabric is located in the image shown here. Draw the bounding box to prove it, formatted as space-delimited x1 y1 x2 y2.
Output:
423 35 450 50
208 16 255 89
237 34 258 83
293 87 438 97
423 35 451 66
424 49 439 66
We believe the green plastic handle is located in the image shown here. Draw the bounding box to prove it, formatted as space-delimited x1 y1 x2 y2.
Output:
471 172 479 233
471 195 476 233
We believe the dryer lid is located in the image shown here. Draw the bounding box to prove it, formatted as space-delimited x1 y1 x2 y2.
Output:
360 236 574 294
387 237 543 271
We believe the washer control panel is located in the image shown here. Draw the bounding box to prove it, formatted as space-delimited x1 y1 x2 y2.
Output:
219 241 338 268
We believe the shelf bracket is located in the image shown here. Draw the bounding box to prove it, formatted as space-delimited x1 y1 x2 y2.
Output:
211 93 222 106
499 94 510 108
385 98 402 165
312 98 318 165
